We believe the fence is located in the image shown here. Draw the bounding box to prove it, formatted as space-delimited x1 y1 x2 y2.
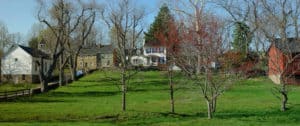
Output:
0 75 78 101
0 89 31 101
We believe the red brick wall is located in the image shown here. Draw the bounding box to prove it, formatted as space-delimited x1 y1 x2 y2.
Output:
268 45 286 76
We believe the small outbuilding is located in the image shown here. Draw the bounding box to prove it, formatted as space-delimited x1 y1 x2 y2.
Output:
1 45 52 84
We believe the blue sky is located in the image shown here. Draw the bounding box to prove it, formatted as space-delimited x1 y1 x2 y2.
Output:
0 0 38 38
0 0 160 42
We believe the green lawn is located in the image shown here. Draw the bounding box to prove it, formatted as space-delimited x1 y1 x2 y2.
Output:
0 71 300 126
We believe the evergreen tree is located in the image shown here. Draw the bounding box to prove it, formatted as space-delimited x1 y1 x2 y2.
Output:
232 21 252 56
144 4 173 43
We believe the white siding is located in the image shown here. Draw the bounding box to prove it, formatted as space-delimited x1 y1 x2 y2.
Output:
131 56 148 66
1 47 32 75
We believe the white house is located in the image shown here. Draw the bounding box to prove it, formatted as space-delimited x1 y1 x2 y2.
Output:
1 45 52 84
143 42 167 68
127 42 181 70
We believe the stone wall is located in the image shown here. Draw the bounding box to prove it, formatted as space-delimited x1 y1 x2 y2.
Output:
1 74 40 84
77 55 98 71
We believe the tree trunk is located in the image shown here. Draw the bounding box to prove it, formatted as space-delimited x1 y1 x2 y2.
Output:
72 68 77 81
39 57 48 92
281 85 288 111
40 79 48 92
279 77 288 112
212 97 217 113
73 55 79 81
169 69 175 113
121 68 126 111
68 56 75 81
206 100 213 119
59 53 64 86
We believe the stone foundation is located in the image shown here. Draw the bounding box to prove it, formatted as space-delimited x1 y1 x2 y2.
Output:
1 74 40 84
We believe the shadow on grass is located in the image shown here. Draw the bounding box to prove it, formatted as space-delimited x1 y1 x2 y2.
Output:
127 88 169 92
158 112 207 118
0 97 74 103
78 78 118 83
47 91 120 97
214 108 300 122
95 111 207 126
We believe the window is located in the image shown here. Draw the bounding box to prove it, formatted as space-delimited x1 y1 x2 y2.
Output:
107 60 110 65
159 57 166 64
146 48 151 53
14 58 18 62
152 48 158 53
35 62 38 71
159 47 164 53
133 59 138 64
85 62 88 67
151 57 157 62
22 75 25 80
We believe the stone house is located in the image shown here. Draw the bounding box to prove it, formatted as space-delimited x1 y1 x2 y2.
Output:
77 47 100 72
1 45 52 84
99 45 114 68
77 45 114 72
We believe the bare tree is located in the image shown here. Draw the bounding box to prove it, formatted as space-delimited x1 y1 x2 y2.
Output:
0 21 16 53
37 0 84 91
155 20 181 113
67 2 97 81
168 0 240 119
101 0 145 111
255 0 300 112
217 0 300 112
177 15 238 119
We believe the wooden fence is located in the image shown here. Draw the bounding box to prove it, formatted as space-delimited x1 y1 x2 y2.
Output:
0 89 31 101
0 75 78 101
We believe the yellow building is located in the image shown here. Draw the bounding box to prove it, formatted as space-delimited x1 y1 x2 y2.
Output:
77 47 100 72
77 45 114 72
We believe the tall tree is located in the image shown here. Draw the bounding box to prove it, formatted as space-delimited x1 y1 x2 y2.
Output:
68 3 96 81
0 21 14 53
232 21 252 56
101 0 145 111
144 4 172 43
155 19 180 113
37 0 85 91
171 0 240 119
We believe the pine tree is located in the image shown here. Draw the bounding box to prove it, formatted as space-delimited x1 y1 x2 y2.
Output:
232 21 252 56
144 4 173 43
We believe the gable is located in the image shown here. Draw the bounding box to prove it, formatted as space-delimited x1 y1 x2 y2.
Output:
2 46 32 60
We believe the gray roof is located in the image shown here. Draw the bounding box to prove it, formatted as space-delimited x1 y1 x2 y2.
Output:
273 38 300 53
79 45 113 56
99 45 113 54
4 45 50 59
79 47 100 56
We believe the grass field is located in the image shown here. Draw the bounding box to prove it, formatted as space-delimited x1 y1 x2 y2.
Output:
0 70 300 126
